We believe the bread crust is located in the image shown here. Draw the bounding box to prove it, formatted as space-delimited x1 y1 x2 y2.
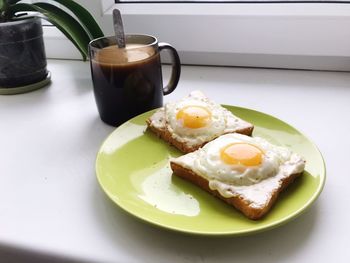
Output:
170 162 302 220
146 118 254 153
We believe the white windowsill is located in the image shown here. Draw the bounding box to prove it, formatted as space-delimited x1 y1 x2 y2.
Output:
0 59 348 262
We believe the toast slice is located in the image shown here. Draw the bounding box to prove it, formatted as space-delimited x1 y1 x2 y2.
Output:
170 134 305 220
146 91 254 153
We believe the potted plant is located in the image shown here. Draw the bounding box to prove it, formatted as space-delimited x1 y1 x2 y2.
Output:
0 0 104 94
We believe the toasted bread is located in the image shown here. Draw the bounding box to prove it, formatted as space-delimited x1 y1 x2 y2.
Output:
146 91 254 153
170 134 305 220
170 162 302 220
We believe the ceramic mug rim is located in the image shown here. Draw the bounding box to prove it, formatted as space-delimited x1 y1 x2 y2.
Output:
89 34 158 50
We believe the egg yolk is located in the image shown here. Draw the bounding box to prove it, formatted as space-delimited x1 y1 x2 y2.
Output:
220 143 263 166
176 106 211 129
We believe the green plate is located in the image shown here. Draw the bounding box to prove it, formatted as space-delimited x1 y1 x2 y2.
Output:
95 106 326 236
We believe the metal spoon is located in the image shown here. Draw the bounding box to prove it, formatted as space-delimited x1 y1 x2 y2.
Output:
112 9 125 48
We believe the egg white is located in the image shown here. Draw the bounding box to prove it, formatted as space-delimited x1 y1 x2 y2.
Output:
190 133 293 186
165 91 243 146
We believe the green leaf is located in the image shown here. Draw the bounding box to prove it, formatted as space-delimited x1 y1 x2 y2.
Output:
50 0 104 39
8 0 21 5
0 0 10 21
0 0 7 12
12 3 91 60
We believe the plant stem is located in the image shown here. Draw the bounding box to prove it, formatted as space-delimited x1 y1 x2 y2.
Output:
0 0 9 22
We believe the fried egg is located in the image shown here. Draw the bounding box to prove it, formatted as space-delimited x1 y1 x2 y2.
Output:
164 91 249 146
174 133 305 187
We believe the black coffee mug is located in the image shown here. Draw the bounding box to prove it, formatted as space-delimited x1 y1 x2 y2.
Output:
89 34 181 126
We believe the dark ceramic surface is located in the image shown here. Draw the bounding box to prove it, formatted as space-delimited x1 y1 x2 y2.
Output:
0 18 47 88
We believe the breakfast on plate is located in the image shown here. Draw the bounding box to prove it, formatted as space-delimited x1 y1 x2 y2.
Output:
146 90 254 153
145 90 306 220
170 133 306 220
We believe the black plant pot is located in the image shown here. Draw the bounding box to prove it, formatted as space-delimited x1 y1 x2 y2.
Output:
0 17 48 89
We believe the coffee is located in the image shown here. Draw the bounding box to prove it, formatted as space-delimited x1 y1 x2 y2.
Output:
95 44 154 64
91 44 163 126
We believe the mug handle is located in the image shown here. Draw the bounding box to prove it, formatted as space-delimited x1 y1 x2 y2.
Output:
158 42 181 95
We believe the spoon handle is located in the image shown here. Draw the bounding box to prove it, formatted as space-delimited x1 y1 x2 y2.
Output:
113 9 126 48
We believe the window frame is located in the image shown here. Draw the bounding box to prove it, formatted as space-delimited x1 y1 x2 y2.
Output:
44 0 350 70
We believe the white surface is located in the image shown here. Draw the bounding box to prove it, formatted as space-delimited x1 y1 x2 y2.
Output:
0 60 349 262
